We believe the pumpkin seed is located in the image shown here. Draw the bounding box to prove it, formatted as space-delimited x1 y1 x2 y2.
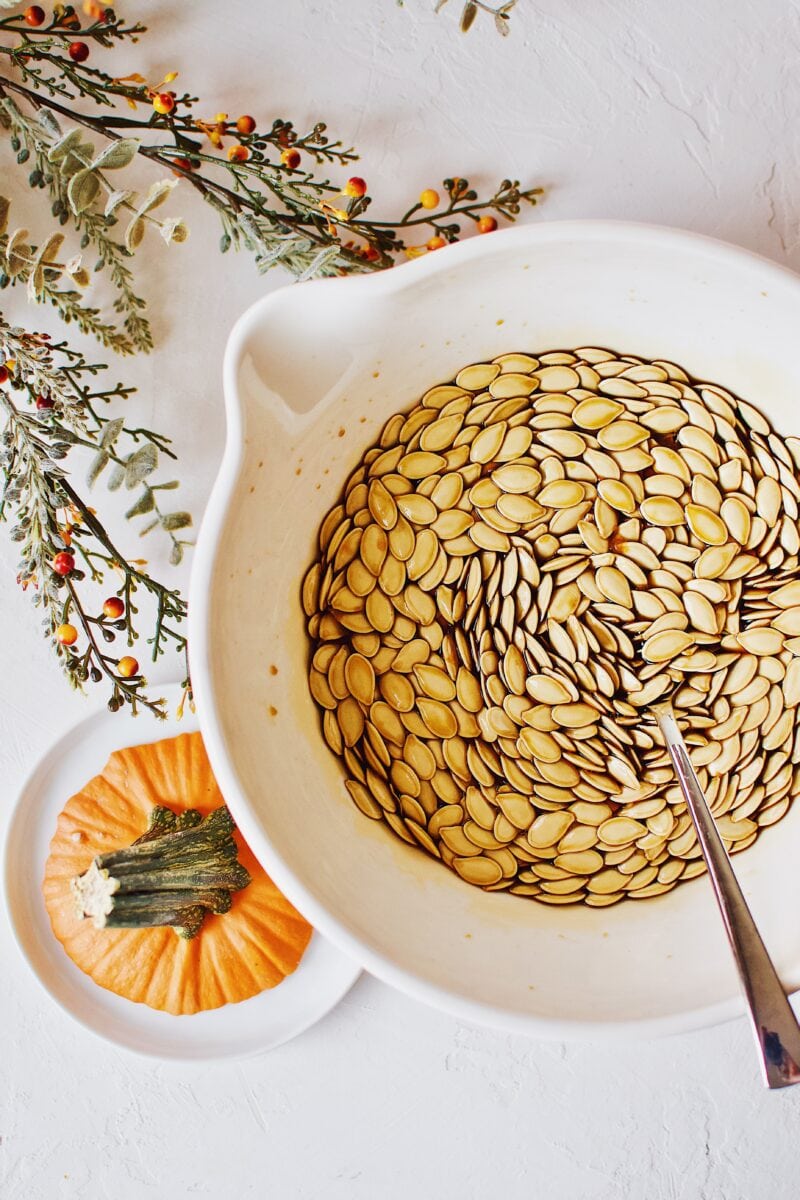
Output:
306 347 800 906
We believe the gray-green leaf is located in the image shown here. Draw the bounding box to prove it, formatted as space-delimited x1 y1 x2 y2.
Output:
137 178 176 215
100 417 125 448
105 189 134 218
461 1 477 31
48 129 84 163
160 511 192 532
87 449 110 487
169 542 184 565
91 139 140 172
60 149 91 181
124 217 146 253
27 231 64 298
107 463 127 491
0 197 9 237
126 489 155 518
37 109 62 137
36 232 64 264
125 443 158 487
6 228 31 278
68 169 101 215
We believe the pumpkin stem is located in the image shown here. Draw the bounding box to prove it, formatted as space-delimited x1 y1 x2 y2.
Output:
71 805 251 939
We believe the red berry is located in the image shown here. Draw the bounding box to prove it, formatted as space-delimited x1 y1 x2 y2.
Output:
236 114 256 135
103 596 124 619
171 156 193 173
0 365 8 385
280 147 301 169
53 551 75 576
344 176 367 198
477 215 498 234
36 394 54 410
24 6 46 26
68 41 89 63
56 623 78 646
152 93 175 115
117 655 139 678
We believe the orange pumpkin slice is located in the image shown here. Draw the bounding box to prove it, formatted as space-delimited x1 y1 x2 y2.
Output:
43 731 312 1015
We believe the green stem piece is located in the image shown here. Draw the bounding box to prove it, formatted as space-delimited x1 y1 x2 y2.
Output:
71 805 251 939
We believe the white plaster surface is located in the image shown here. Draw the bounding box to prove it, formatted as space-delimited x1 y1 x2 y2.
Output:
3 0 800 1195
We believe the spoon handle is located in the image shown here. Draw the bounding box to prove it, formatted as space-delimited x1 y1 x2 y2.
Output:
658 708 800 1089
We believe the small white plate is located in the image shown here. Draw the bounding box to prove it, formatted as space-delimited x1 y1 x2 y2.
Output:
3 683 361 1060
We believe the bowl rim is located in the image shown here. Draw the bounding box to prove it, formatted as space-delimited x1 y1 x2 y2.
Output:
189 219 800 1040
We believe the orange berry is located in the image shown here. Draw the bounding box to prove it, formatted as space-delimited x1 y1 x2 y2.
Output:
24 6 46 25
477 215 498 234
362 245 380 262
171 156 193 174
103 596 124 619
426 235 446 251
344 176 367 198
152 93 175 115
56 623 78 646
419 188 439 210
227 144 250 163
117 656 139 678
236 114 256 134
68 41 89 62
281 147 301 169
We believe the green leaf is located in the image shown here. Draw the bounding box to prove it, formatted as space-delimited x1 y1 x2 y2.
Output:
126 489 155 519
139 517 161 537
87 449 110 487
68 169 101 215
125 444 158 487
100 417 124 448
160 512 192 532
124 217 146 253
91 139 140 172
0 197 9 237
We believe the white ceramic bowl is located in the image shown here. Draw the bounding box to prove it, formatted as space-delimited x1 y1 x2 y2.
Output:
190 221 800 1039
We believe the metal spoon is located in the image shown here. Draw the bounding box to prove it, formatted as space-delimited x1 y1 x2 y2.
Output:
656 704 800 1089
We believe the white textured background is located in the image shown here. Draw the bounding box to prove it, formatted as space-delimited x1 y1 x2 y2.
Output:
3 1 800 1195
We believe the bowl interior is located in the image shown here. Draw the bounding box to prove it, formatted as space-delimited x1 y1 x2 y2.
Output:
195 224 800 1034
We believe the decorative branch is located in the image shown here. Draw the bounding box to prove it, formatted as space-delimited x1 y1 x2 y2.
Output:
0 2 542 715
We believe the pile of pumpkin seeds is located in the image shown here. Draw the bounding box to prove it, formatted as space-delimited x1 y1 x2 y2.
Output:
302 347 800 907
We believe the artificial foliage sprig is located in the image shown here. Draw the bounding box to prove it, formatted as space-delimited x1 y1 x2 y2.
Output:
0 1 542 715
433 0 517 36
0 316 188 715
0 4 541 285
